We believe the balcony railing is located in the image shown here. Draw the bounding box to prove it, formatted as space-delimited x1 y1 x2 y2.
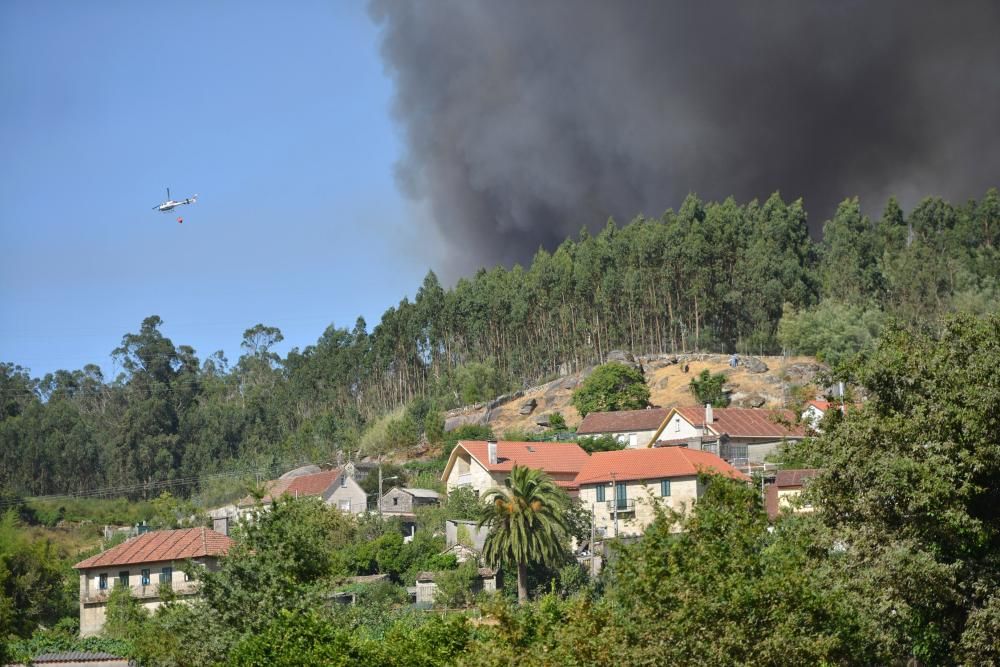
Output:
83 581 200 604
606 499 635 514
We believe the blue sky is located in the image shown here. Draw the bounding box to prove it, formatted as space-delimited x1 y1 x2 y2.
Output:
0 1 435 378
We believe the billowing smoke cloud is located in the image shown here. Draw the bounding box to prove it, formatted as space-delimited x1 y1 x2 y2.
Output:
369 1 1000 275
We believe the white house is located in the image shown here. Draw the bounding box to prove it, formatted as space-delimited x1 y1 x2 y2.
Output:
441 440 590 496
574 447 749 538
238 466 369 516
575 407 669 448
650 405 807 464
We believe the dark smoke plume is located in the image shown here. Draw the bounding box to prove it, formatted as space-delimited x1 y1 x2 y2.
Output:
369 1 1000 275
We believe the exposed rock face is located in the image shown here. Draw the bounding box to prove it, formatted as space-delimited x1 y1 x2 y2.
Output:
785 362 827 383
732 393 768 408
742 356 769 373
519 398 538 415
444 410 489 432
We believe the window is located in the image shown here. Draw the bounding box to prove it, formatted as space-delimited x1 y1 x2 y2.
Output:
392 497 398 506
141 569 150 586
628 433 638 448
98 573 108 590
160 567 172 586
660 480 671 497
340 474 347 488
118 571 129 587
615 482 628 510
674 417 680 432
596 485 605 502
338 499 351 512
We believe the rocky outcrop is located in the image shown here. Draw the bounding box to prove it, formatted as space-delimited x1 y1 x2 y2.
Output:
742 356 769 373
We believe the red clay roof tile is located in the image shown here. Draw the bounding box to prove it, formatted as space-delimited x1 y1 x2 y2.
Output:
774 468 820 488
459 440 590 475
574 447 749 485
75 527 232 570
577 408 669 435
674 406 807 438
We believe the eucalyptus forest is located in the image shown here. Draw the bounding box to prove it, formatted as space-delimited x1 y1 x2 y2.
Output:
2 189 999 499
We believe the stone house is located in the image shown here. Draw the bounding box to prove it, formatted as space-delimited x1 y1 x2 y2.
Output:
380 487 441 539
651 405 807 465
414 568 498 606
441 440 590 496
575 407 670 448
74 527 232 637
575 447 749 539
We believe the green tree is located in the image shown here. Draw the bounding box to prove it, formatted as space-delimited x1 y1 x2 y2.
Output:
570 362 650 417
478 466 570 604
805 314 1000 664
200 496 355 635
688 368 729 407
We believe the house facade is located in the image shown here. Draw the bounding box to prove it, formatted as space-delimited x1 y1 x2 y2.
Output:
441 440 590 495
575 407 670 448
238 466 368 516
74 527 232 637
651 405 807 464
575 447 749 538
379 487 441 517
765 468 820 519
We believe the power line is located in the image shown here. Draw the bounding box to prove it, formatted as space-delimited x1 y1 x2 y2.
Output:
0 456 333 510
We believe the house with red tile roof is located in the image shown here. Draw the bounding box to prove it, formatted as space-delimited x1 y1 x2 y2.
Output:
441 440 590 495
651 405 807 464
765 468 821 519
74 527 233 637
575 447 749 538
237 466 368 517
576 407 669 448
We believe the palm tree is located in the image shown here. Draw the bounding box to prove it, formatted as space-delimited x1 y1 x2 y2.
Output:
478 465 570 604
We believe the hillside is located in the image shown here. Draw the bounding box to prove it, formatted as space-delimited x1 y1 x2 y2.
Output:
444 353 827 437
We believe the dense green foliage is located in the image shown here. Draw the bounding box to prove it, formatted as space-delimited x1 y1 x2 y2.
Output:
2 189 998 500
688 368 729 407
570 362 650 417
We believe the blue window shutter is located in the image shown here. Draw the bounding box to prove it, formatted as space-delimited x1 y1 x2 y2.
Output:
596 485 605 502
661 479 671 497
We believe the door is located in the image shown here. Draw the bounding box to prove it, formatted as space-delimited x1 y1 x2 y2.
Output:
615 482 627 510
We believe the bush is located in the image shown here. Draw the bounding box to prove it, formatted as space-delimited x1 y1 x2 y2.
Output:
689 369 730 407
571 363 650 417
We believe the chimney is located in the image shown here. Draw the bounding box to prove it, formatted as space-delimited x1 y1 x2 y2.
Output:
704 403 713 430
487 440 498 465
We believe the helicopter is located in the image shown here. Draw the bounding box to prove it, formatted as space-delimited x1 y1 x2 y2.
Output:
153 188 198 213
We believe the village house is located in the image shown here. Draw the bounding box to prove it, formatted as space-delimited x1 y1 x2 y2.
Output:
379 487 442 540
801 400 834 430
441 440 590 496
765 468 821 519
575 407 670 448
650 405 807 465
74 527 233 637
575 447 749 538
236 465 368 519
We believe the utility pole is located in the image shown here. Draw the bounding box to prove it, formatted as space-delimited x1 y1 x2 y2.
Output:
611 473 619 539
377 466 398 519
590 502 596 577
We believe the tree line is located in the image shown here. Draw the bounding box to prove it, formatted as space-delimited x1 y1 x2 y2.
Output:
1 188 997 498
